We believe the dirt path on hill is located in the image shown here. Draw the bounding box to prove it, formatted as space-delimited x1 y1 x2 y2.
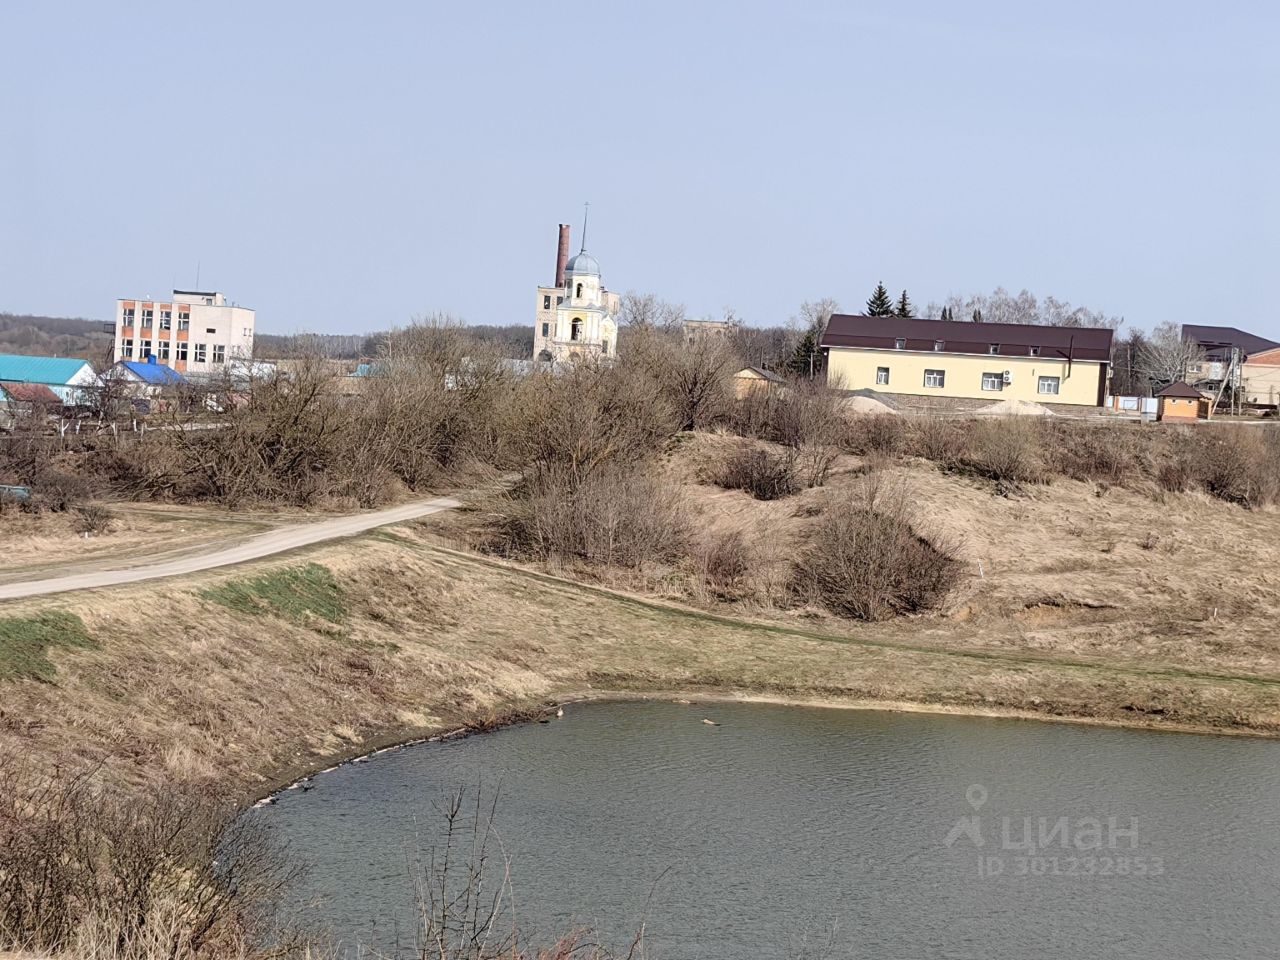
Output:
0 497 462 600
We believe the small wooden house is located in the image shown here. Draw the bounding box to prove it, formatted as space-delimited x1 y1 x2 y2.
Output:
733 366 784 398
1155 381 1209 422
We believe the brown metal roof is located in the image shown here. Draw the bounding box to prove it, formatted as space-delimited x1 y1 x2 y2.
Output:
0 381 62 405
1181 324 1279 361
820 314 1114 362
1155 381 1204 399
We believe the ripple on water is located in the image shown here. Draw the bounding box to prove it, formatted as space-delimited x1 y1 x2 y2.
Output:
258 700 1280 960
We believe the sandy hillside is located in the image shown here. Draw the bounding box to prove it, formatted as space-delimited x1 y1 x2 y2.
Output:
660 431 1280 675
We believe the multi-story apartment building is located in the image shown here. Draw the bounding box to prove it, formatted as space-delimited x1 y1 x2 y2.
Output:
113 290 255 376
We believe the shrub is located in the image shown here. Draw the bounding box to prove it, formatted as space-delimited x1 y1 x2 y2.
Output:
502 464 686 568
1047 422 1138 483
728 380 845 487
694 529 754 596
513 363 677 488
28 468 89 513
0 760 300 960
72 503 113 535
844 414 904 457
1157 458 1195 493
767 379 845 487
955 418 1049 490
713 447 799 500
790 478 961 620
905 416 966 466
1193 427 1280 508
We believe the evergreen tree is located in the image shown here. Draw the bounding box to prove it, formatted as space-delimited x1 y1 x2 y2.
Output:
788 326 821 378
866 282 894 316
895 290 914 318
972 308 983 323
942 306 952 321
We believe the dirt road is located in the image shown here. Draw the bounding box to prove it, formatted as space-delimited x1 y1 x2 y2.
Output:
0 497 461 601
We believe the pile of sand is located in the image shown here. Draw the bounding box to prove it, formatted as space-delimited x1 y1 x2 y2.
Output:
976 399 1055 417
840 395 898 416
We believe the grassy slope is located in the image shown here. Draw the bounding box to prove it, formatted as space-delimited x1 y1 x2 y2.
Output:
3 482 1280 799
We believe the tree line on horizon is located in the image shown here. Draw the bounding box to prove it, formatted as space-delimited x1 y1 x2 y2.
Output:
1 287 1195 398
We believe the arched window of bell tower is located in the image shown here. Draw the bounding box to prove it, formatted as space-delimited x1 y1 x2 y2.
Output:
576 283 583 298
571 317 583 341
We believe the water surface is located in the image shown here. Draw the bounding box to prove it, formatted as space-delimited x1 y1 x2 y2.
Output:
261 701 1280 959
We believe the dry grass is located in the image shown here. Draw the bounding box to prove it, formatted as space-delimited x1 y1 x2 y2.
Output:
583 431 1280 676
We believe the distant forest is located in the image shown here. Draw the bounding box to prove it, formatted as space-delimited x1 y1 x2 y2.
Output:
0 313 114 365
0 314 536 366
254 323 534 360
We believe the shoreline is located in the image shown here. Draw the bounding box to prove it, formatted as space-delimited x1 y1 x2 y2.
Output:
9 529 1280 811
252 685 1280 804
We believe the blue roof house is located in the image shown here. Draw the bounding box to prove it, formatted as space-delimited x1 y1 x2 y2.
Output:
0 354 101 404
107 357 187 397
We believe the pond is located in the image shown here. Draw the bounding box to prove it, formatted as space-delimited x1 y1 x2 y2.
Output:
259 700 1280 959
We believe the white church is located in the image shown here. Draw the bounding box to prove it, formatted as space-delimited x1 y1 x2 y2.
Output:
533 219 619 362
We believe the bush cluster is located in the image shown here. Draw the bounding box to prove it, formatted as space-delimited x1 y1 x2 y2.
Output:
712 447 800 500
0 760 299 960
869 416 1280 509
790 477 961 621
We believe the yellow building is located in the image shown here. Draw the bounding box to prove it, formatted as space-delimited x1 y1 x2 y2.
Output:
821 314 1113 407
533 223 619 363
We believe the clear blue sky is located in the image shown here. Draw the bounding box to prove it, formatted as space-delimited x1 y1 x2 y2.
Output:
2 1 1275 336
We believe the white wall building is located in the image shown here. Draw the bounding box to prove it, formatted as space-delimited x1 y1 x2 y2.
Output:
113 290 255 377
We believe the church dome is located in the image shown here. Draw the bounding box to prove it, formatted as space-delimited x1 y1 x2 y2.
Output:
565 250 600 276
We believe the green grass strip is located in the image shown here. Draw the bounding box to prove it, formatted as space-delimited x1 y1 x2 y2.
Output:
201 562 346 625
0 611 98 682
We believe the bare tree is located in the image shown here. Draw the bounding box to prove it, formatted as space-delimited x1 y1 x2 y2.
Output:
924 288 1121 329
1138 321 1206 389
617 291 686 332
628 326 738 431
1110 328 1151 397
791 299 838 334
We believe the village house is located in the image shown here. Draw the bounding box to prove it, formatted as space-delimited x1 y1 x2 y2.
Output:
1182 325 1280 408
0 354 100 405
732 365 784 398
104 356 187 399
0 382 62 432
820 314 1113 408
1155 381 1210 422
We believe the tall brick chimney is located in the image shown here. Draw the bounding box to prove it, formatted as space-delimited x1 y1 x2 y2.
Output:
555 224 571 288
